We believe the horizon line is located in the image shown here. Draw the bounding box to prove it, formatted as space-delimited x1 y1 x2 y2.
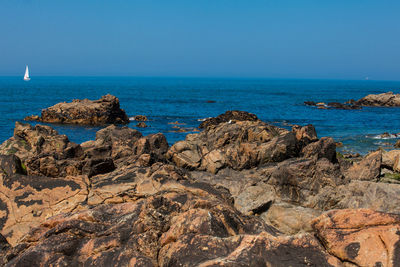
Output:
0 75 398 82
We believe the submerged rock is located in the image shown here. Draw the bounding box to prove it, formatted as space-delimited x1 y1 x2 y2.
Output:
25 94 129 125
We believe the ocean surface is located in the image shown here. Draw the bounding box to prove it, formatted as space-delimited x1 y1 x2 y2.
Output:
1 77 400 155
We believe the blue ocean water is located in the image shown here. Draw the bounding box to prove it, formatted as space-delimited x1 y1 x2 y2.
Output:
1 76 400 154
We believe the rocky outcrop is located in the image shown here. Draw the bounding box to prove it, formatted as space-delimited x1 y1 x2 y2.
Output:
355 91 400 107
305 92 400 110
0 122 168 178
167 120 316 174
24 94 129 125
2 110 400 265
313 209 400 267
199 110 259 129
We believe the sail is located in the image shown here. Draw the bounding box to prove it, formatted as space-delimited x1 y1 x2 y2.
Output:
24 65 30 81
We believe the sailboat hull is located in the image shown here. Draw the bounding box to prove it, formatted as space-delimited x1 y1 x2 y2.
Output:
24 78 30 81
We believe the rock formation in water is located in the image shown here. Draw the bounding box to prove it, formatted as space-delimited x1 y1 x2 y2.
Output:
24 94 129 125
305 91 400 110
0 110 400 266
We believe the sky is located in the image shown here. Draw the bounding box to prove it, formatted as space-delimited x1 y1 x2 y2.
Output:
0 0 399 80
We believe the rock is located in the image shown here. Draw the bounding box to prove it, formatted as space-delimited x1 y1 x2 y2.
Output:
355 91 400 107
0 155 26 176
395 140 400 148
301 137 337 163
23 115 39 121
343 150 382 181
382 149 400 169
135 122 147 128
268 157 346 206
26 94 129 125
234 183 276 215
292 124 318 148
168 120 302 173
304 101 360 110
0 172 89 246
312 209 400 267
317 180 400 213
133 115 148 121
261 202 322 235
199 110 259 129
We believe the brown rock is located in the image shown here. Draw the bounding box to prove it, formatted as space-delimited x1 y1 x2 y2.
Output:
199 110 259 129
135 122 147 128
27 94 129 125
133 115 148 121
168 119 301 173
395 140 400 148
312 209 400 267
355 91 400 107
301 137 337 163
344 150 382 181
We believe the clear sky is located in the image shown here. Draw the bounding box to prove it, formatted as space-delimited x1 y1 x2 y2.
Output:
1 0 399 80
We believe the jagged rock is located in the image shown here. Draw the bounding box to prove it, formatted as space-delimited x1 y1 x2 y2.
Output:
199 110 259 129
301 137 337 162
167 119 314 174
343 150 382 181
267 157 346 206
233 183 276 215
355 91 400 107
0 123 168 178
24 94 129 125
382 149 400 169
312 209 400 267
292 124 318 148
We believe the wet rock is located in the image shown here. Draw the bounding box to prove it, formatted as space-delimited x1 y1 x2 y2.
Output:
133 115 148 121
312 209 400 267
135 122 147 128
304 101 361 110
355 91 400 107
343 150 382 181
25 94 129 125
199 110 259 129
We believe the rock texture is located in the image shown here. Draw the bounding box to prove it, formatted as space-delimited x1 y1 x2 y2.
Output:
313 209 400 267
0 110 400 266
355 91 400 107
199 110 259 129
25 94 129 125
167 120 316 174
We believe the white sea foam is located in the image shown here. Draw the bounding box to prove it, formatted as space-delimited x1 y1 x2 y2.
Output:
197 117 211 122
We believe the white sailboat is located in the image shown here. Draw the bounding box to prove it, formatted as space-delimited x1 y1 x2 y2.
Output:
23 65 30 81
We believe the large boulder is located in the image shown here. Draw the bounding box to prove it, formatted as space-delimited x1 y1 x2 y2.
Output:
355 91 400 107
167 118 316 173
313 209 400 267
25 94 129 125
343 150 382 181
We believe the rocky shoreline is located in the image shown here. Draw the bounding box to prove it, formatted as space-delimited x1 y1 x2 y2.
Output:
0 104 399 266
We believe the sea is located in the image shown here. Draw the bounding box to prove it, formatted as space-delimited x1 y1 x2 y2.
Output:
1 76 400 155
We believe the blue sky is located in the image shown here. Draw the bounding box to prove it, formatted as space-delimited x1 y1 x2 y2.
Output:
1 0 399 80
